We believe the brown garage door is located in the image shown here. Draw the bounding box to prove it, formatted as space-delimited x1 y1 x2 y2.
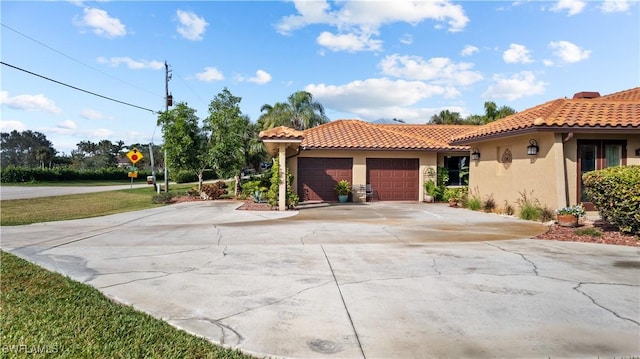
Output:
298 158 353 202
367 158 419 201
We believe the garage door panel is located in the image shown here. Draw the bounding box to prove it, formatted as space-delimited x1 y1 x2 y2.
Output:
367 158 419 201
298 158 352 202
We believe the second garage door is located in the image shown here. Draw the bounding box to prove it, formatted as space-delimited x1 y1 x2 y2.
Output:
367 158 419 201
298 158 353 202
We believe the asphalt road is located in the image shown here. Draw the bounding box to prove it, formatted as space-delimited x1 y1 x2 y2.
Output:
2 201 638 358
0 184 151 200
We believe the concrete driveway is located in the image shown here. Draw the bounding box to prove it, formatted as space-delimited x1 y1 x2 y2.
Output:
1 202 639 358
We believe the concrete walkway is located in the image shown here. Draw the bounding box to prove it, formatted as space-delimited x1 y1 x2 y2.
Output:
1 202 638 358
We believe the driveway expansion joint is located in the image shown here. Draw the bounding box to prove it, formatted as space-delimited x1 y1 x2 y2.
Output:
321 245 367 359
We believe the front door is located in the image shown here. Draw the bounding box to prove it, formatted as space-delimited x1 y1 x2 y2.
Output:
577 140 626 210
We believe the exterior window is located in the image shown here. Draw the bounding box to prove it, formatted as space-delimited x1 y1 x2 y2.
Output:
605 145 622 167
578 140 626 208
444 156 469 186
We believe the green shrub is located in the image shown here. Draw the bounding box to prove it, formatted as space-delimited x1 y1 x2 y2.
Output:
583 165 640 235
0 166 161 182
466 188 482 211
435 166 449 202
171 170 198 183
151 192 174 204
574 228 602 237
516 189 541 221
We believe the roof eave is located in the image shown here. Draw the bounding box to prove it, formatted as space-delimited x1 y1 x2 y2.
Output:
450 125 640 145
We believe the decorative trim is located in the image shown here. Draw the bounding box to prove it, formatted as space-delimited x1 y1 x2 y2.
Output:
501 148 512 169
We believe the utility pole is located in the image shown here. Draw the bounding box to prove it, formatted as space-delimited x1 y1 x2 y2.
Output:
164 60 172 192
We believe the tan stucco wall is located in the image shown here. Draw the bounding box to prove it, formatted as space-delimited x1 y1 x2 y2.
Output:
469 132 640 213
286 149 458 202
467 132 564 212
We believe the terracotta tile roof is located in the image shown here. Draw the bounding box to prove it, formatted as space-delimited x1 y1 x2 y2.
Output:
259 126 304 140
596 87 640 101
451 87 640 144
300 119 473 151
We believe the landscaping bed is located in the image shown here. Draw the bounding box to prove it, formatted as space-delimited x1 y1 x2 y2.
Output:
535 219 639 247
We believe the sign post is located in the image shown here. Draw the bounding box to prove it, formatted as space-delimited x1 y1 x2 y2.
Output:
126 148 144 188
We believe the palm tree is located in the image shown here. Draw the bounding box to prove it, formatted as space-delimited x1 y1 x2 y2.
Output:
430 110 463 124
258 91 329 131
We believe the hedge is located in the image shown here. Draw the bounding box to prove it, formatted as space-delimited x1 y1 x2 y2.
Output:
0 166 163 183
582 165 640 236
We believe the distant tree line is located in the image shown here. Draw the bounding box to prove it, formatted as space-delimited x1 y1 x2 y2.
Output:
429 101 516 125
1 130 164 172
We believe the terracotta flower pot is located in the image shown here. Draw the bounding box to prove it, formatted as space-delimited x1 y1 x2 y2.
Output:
557 214 578 227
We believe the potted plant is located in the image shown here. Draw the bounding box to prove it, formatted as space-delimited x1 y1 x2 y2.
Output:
556 204 586 227
334 179 351 203
423 180 437 203
443 187 459 207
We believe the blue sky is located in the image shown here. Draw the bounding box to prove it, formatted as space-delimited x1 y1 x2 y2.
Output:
1 0 638 154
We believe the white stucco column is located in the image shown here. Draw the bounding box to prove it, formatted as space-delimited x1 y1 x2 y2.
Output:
278 143 286 211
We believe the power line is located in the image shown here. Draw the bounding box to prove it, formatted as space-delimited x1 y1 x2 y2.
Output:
1 22 161 99
1 61 159 114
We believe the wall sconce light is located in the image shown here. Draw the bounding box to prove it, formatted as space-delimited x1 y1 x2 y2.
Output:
527 139 539 156
470 148 480 161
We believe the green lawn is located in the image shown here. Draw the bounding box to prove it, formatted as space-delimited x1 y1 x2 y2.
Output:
0 251 253 359
0 184 196 226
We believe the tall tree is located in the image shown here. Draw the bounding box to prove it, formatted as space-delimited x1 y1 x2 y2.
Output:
464 101 517 124
204 88 247 194
243 120 267 172
0 130 56 168
258 91 329 130
430 110 463 125
70 140 119 169
157 102 209 190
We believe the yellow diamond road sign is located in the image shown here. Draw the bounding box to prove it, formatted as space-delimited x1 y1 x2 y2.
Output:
126 148 144 164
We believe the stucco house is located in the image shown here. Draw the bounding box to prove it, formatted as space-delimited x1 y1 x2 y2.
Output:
260 87 640 211
450 87 640 211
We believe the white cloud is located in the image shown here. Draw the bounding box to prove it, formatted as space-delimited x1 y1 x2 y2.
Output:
80 109 110 121
379 54 483 86
48 126 115 139
549 40 591 63
305 78 457 118
237 70 272 85
400 34 413 45
317 31 383 52
195 67 224 82
58 120 77 130
0 120 27 132
483 71 546 101
550 0 586 15
176 10 208 41
460 45 479 57
75 7 127 38
277 0 469 52
97 57 163 70
0 91 63 114
601 0 630 13
503 43 533 64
